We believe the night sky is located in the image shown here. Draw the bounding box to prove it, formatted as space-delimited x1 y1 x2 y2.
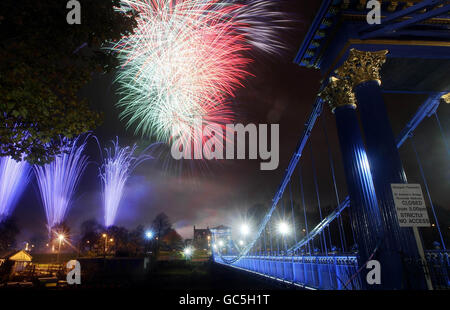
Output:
13 1 450 244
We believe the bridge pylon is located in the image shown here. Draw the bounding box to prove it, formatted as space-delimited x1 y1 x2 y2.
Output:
321 76 384 289
335 49 427 289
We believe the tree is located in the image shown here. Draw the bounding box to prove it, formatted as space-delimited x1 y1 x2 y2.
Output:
80 219 102 236
151 213 172 254
128 225 145 256
152 213 172 241
106 225 129 256
79 219 102 254
162 229 184 251
0 218 20 252
0 0 137 163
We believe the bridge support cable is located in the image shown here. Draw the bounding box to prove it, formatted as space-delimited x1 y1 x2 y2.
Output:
410 137 447 251
289 183 297 244
288 197 350 253
299 165 312 255
289 183 298 281
321 112 347 252
396 93 443 147
309 142 327 254
309 138 337 287
434 112 450 159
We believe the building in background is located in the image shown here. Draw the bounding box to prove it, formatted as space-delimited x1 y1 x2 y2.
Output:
193 226 211 250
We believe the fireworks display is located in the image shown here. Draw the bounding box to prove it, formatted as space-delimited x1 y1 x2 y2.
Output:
100 139 151 227
0 156 30 221
232 0 290 55
34 137 89 231
112 0 288 143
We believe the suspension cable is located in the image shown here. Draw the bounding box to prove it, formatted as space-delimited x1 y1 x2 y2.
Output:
410 137 447 250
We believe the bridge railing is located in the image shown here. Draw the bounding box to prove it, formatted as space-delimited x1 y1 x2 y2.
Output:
216 254 362 290
426 250 450 289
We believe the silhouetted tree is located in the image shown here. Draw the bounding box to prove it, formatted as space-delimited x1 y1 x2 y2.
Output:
128 225 145 256
162 229 184 250
104 225 128 256
152 213 172 240
0 218 20 252
79 219 102 255
151 213 172 254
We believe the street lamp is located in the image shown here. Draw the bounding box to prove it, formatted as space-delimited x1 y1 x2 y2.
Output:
144 230 154 254
277 221 290 236
145 230 153 239
57 234 65 264
184 247 193 260
102 233 108 257
240 223 250 236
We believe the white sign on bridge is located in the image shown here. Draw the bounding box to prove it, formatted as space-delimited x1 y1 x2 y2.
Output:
391 183 430 228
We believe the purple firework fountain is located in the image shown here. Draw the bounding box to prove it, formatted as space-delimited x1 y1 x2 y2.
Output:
100 139 150 227
34 137 89 231
0 156 31 221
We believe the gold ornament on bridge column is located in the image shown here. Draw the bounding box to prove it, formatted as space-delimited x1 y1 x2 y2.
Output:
319 77 357 113
335 49 389 89
441 93 450 104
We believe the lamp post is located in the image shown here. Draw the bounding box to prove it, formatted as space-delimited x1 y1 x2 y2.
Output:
277 221 289 255
184 247 193 261
102 233 107 258
57 234 64 264
145 230 153 254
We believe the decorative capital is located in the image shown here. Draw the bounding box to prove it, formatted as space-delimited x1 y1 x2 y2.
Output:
335 49 389 89
319 77 357 113
441 93 450 104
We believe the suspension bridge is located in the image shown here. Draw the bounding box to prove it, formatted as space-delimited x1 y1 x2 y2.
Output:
212 0 450 290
